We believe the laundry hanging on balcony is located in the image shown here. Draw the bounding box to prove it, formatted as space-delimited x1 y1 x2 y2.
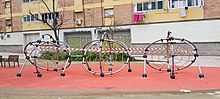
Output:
133 12 145 22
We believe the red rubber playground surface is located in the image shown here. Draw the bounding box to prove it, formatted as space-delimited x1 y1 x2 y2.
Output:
0 64 220 91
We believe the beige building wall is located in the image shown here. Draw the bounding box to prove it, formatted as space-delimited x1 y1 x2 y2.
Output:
0 0 211 32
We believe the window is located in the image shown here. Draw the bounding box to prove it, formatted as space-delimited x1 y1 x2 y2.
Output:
135 0 163 12
5 1 11 8
41 12 59 21
26 15 30 22
169 0 186 8
151 2 156 10
65 32 92 48
158 1 163 9
188 0 203 6
75 12 83 19
23 0 37 3
98 31 131 47
169 0 204 8
23 14 38 22
104 9 114 18
113 35 131 48
24 33 40 45
137 3 143 11
6 19 12 26
143 3 149 10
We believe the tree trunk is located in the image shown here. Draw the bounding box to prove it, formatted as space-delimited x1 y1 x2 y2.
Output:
53 29 59 41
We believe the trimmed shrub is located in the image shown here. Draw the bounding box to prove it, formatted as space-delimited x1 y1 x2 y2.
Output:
40 51 135 61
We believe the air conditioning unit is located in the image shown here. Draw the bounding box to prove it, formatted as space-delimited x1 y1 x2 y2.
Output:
75 19 82 25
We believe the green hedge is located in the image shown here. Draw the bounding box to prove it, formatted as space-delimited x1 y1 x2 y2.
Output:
72 51 135 61
40 51 135 61
39 51 67 61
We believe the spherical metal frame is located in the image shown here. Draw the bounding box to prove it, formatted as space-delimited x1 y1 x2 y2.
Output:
145 37 198 71
82 39 131 76
23 35 71 71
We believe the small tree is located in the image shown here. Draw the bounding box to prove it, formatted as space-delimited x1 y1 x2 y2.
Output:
29 0 66 41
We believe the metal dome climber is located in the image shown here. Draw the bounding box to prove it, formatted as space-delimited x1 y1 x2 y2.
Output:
17 34 71 77
142 31 204 79
82 32 132 77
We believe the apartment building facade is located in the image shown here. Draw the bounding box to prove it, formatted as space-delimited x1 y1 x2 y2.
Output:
0 0 220 55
